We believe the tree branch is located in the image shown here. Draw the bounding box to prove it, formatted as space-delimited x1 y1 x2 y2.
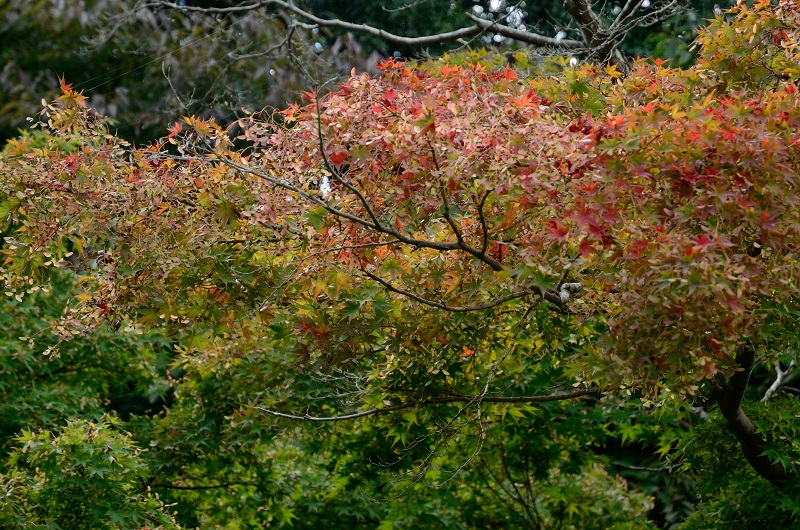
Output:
274 0 483 47
255 403 409 422
152 0 269 13
255 388 598 423
362 269 530 312
532 281 583 308
440 189 467 247
210 154 506 266
149 481 258 490
761 358 797 402
712 346 790 487
465 12 582 48
612 0 646 28
153 0 632 66
477 190 491 256
562 0 628 70
314 91 385 230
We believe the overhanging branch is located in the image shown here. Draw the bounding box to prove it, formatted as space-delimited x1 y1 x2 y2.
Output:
150 480 259 490
152 0 679 71
465 12 582 48
363 269 531 312
255 387 599 422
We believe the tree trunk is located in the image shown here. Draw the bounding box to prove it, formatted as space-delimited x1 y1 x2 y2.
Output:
712 346 790 487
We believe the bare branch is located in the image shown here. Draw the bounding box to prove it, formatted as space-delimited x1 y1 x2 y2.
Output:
218 153 505 264
608 461 677 472
255 403 410 422
465 12 583 48
254 388 599 422
477 190 491 256
155 0 593 54
363 269 531 312
151 0 683 77
610 0 647 32
445 388 599 403
314 90 384 230
530 281 583 308
382 0 431 13
563 0 604 44
150 481 258 490
206 156 381 230
440 190 466 247
274 0 483 47
498 443 539 523
152 0 269 13
761 357 797 402
563 0 629 69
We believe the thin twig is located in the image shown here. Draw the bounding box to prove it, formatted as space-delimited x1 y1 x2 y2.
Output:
477 190 491 255
150 481 259 490
254 388 599 422
362 269 530 312
314 90 384 230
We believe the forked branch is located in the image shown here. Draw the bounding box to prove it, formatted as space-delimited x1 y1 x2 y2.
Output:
154 0 680 70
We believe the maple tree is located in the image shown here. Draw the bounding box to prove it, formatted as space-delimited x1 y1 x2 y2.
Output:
2 0 800 526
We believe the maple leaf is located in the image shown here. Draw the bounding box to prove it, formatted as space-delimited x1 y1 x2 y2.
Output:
726 295 746 313
166 122 183 139
578 238 596 259
546 220 570 242
691 234 715 252
329 151 349 166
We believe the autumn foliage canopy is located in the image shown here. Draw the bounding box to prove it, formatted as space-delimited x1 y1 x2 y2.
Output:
2 0 800 497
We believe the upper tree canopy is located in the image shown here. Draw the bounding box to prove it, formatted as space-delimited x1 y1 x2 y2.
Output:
1 0 725 145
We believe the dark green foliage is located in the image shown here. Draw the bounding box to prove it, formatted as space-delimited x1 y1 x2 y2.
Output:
0 418 179 529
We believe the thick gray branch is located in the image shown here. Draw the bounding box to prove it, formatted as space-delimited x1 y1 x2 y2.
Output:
761 358 797 402
156 0 631 63
465 13 583 48
712 346 790 487
533 281 583 307
156 0 482 46
275 0 483 47
152 0 269 13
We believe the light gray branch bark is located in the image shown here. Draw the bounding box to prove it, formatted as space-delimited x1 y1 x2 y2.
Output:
563 0 629 70
153 0 680 72
761 358 797 402
465 13 583 48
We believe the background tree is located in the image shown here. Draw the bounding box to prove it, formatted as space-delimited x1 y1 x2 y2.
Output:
0 0 376 145
1 0 728 146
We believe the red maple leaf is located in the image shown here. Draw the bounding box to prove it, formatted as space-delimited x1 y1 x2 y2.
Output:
546 220 569 241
